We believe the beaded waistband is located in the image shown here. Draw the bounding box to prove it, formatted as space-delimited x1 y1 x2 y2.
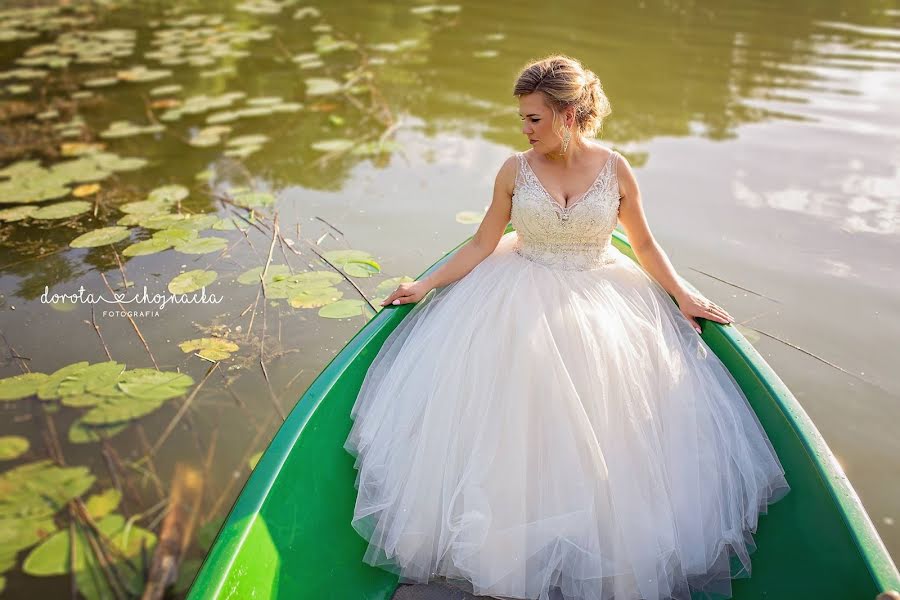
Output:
513 240 618 271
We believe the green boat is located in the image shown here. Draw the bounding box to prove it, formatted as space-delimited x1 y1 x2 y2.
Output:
186 225 900 600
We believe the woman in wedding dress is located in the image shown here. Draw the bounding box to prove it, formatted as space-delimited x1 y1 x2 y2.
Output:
343 54 790 600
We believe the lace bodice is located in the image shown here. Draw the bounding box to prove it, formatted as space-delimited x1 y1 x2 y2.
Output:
511 148 622 271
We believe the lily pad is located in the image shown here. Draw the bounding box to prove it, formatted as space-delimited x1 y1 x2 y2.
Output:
318 299 367 319
115 368 194 402
122 238 172 257
150 84 182 96
288 287 343 309
0 435 29 460
311 139 354 153
0 372 49 401
236 264 292 285
84 488 121 520
37 362 90 400
148 184 189 203
305 77 343 96
231 190 275 208
57 361 126 397
31 201 92 220
100 120 165 139
70 226 130 248
23 513 155 576
173 236 228 255
178 337 239 361
323 249 381 277
0 460 95 521
212 216 244 230
168 270 217 294
152 228 197 244
374 276 415 296
0 206 38 222
68 419 128 444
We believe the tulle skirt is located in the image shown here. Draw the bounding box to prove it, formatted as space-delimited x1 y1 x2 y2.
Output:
343 231 790 600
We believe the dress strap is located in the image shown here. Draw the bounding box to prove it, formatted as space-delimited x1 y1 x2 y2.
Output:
513 151 526 192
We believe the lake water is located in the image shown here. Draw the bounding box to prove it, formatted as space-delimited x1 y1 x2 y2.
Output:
0 0 897 597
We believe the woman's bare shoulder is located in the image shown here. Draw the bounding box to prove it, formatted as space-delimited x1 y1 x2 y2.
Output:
495 153 520 196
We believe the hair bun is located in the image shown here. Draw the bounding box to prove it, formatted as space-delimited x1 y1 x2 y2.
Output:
513 55 612 138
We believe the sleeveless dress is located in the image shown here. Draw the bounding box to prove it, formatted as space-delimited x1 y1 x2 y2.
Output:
343 147 790 600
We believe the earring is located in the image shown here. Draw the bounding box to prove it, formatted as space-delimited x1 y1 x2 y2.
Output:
561 128 571 153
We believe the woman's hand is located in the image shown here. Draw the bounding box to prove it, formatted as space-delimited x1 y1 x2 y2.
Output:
675 290 734 334
380 280 433 307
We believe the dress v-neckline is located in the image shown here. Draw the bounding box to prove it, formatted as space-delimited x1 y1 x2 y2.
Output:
522 149 616 212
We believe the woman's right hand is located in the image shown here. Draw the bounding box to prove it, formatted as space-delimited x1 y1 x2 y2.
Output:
380 280 433 307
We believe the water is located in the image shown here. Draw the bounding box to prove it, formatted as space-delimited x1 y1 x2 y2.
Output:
0 0 897 597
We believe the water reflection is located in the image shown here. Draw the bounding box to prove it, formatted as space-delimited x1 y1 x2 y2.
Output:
0 0 898 597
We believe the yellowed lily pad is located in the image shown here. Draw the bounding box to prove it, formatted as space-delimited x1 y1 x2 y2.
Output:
178 337 239 361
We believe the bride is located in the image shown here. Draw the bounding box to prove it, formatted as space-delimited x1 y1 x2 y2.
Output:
343 54 790 600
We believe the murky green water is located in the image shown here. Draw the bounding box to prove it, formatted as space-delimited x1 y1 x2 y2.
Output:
0 0 897 597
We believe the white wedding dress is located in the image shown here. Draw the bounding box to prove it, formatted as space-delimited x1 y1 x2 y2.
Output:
343 148 790 600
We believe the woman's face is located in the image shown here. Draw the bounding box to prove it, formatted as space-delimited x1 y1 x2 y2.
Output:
518 93 571 152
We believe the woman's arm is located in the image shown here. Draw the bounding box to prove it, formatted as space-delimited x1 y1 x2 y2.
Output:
615 153 734 331
381 155 517 306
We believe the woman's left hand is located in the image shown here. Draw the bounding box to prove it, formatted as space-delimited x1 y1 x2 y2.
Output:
675 291 735 334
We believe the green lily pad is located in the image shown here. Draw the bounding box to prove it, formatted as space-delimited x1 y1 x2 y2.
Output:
342 259 381 277
0 206 38 222
311 138 354 153
168 270 217 294
30 201 92 220
318 299 367 319
0 372 49 401
100 120 165 139
68 419 128 444
70 226 130 248
0 435 29 460
351 139 401 156
0 514 56 567
84 488 121 520
150 84 182 96
374 276 415 296
57 361 126 397
148 184 189 203
37 362 89 400
231 190 275 208
212 216 243 230
178 337 239 361
116 368 194 401
119 199 170 215
0 460 96 521
23 513 155 576
117 64 171 82
288 287 343 308
153 227 198 244
236 264 292 285
173 236 228 255
323 249 381 277
227 134 269 147
122 238 173 257
305 77 343 95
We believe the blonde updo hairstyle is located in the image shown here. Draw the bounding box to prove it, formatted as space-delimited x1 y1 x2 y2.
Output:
513 54 612 141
